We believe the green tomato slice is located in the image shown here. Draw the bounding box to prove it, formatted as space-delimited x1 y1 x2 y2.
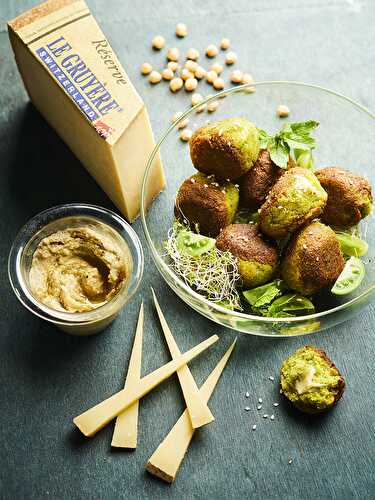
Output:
335 232 368 257
176 230 216 257
331 257 365 295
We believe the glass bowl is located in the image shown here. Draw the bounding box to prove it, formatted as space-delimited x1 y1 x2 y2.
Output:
8 204 144 335
141 81 375 337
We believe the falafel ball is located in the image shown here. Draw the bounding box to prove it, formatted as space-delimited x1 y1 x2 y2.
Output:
281 221 345 296
280 345 345 414
239 150 296 209
175 173 239 237
259 167 328 239
316 166 373 228
189 117 260 181
216 224 279 288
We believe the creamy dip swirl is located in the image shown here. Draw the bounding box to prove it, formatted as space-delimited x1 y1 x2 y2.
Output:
29 227 127 313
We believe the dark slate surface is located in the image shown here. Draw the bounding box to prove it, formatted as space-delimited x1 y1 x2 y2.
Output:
1 1 375 498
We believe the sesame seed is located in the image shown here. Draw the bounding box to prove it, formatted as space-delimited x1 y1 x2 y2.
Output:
257 405 262 410
280 389 283 394
269 376 275 381
244 406 251 411
316 257 320 261
245 392 250 398
263 414 268 419
190 178 196 183
273 403 279 407
270 415 275 421
204 184 208 188
258 398 263 404
252 424 257 431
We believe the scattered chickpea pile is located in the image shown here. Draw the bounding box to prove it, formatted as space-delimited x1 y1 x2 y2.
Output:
141 24 289 141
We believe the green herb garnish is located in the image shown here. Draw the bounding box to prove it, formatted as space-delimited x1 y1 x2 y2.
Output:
267 293 315 317
257 120 319 169
243 281 315 318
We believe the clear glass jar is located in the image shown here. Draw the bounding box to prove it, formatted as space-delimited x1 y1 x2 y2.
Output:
8 204 144 335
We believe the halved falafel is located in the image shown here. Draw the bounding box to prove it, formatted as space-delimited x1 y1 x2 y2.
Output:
281 221 345 296
175 173 239 237
216 224 279 288
259 167 327 239
316 167 373 228
280 345 345 414
189 117 260 181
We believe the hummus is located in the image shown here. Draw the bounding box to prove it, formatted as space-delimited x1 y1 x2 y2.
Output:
29 226 127 313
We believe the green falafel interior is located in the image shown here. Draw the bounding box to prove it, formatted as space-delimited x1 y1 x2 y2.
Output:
280 346 345 413
165 115 372 321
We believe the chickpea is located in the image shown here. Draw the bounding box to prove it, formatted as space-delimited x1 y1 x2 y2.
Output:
148 70 162 84
207 100 219 112
181 68 194 81
185 60 198 72
277 104 290 118
176 23 187 37
211 62 223 75
225 51 237 65
213 77 225 90
152 35 165 50
220 38 231 50
167 47 180 61
191 93 204 106
172 111 183 122
187 48 200 61
167 61 179 72
206 70 218 84
242 73 254 84
170 77 184 92
172 112 189 129
180 129 193 142
140 62 153 75
230 70 243 83
206 44 219 58
185 77 198 91
162 68 174 80
194 66 207 79
191 93 206 112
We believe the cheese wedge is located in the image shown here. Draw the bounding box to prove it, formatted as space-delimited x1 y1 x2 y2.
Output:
8 0 165 222
151 289 214 429
146 340 236 483
73 334 219 437
111 303 144 449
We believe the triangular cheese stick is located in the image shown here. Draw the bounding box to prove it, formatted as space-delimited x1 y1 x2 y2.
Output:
152 289 214 429
111 302 144 449
73 334 219 437
146 339 237 483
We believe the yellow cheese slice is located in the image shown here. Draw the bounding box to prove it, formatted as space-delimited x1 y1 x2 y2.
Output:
111 302 144 449
152 289 214 429
146 339 236 483
73 334 219 437
8 0 165 222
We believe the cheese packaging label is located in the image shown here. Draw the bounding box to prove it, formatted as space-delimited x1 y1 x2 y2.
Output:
8 0 165 221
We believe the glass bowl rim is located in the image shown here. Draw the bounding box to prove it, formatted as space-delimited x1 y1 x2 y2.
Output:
8 203 144 326
141 80 375 324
